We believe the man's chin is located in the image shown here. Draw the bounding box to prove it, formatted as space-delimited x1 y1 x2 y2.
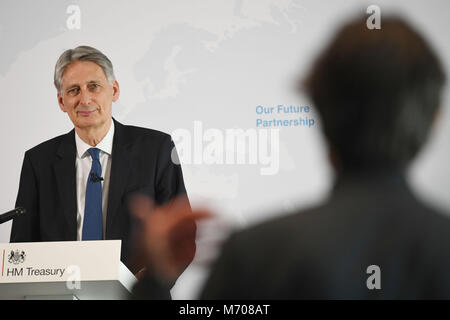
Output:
73 118 102 130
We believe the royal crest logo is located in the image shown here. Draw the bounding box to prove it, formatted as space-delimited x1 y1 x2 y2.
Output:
8 250 26 264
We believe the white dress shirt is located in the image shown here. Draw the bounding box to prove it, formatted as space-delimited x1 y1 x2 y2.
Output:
74 121 114 241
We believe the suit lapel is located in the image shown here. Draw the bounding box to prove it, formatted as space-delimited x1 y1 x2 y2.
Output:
54 130 77 240
105 119 133 237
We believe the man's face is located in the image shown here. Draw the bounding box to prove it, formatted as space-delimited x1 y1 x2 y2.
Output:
57 60 119 131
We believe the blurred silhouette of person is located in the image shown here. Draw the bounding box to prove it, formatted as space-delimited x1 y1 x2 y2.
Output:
132 15 450 299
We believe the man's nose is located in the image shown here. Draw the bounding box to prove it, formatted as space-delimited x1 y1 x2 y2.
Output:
79 88 92 106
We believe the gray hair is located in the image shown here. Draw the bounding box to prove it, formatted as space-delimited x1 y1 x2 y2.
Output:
54 45 116 93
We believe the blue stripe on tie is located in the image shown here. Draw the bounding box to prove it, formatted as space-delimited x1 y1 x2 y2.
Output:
82 148 103 240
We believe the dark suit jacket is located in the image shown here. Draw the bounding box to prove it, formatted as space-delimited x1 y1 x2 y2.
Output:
10 119 188 275
199 169 450 299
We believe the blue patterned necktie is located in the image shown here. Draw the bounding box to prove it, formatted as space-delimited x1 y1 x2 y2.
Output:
82 147 103 240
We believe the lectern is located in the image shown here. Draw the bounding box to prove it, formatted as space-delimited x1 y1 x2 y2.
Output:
0 240 136 300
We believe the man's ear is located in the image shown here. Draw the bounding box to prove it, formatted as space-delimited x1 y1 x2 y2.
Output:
112 80 120 102
432 107 440 125
58 92 67 113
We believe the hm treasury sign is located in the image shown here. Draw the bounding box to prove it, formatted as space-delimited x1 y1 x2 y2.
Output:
0 240 136 299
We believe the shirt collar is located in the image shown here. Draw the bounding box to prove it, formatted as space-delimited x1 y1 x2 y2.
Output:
75 120 115 159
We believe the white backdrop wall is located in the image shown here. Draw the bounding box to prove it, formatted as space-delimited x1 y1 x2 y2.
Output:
1 0 449 299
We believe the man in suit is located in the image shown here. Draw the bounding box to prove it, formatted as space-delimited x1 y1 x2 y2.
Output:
10 46 192 290
133 15 450 299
